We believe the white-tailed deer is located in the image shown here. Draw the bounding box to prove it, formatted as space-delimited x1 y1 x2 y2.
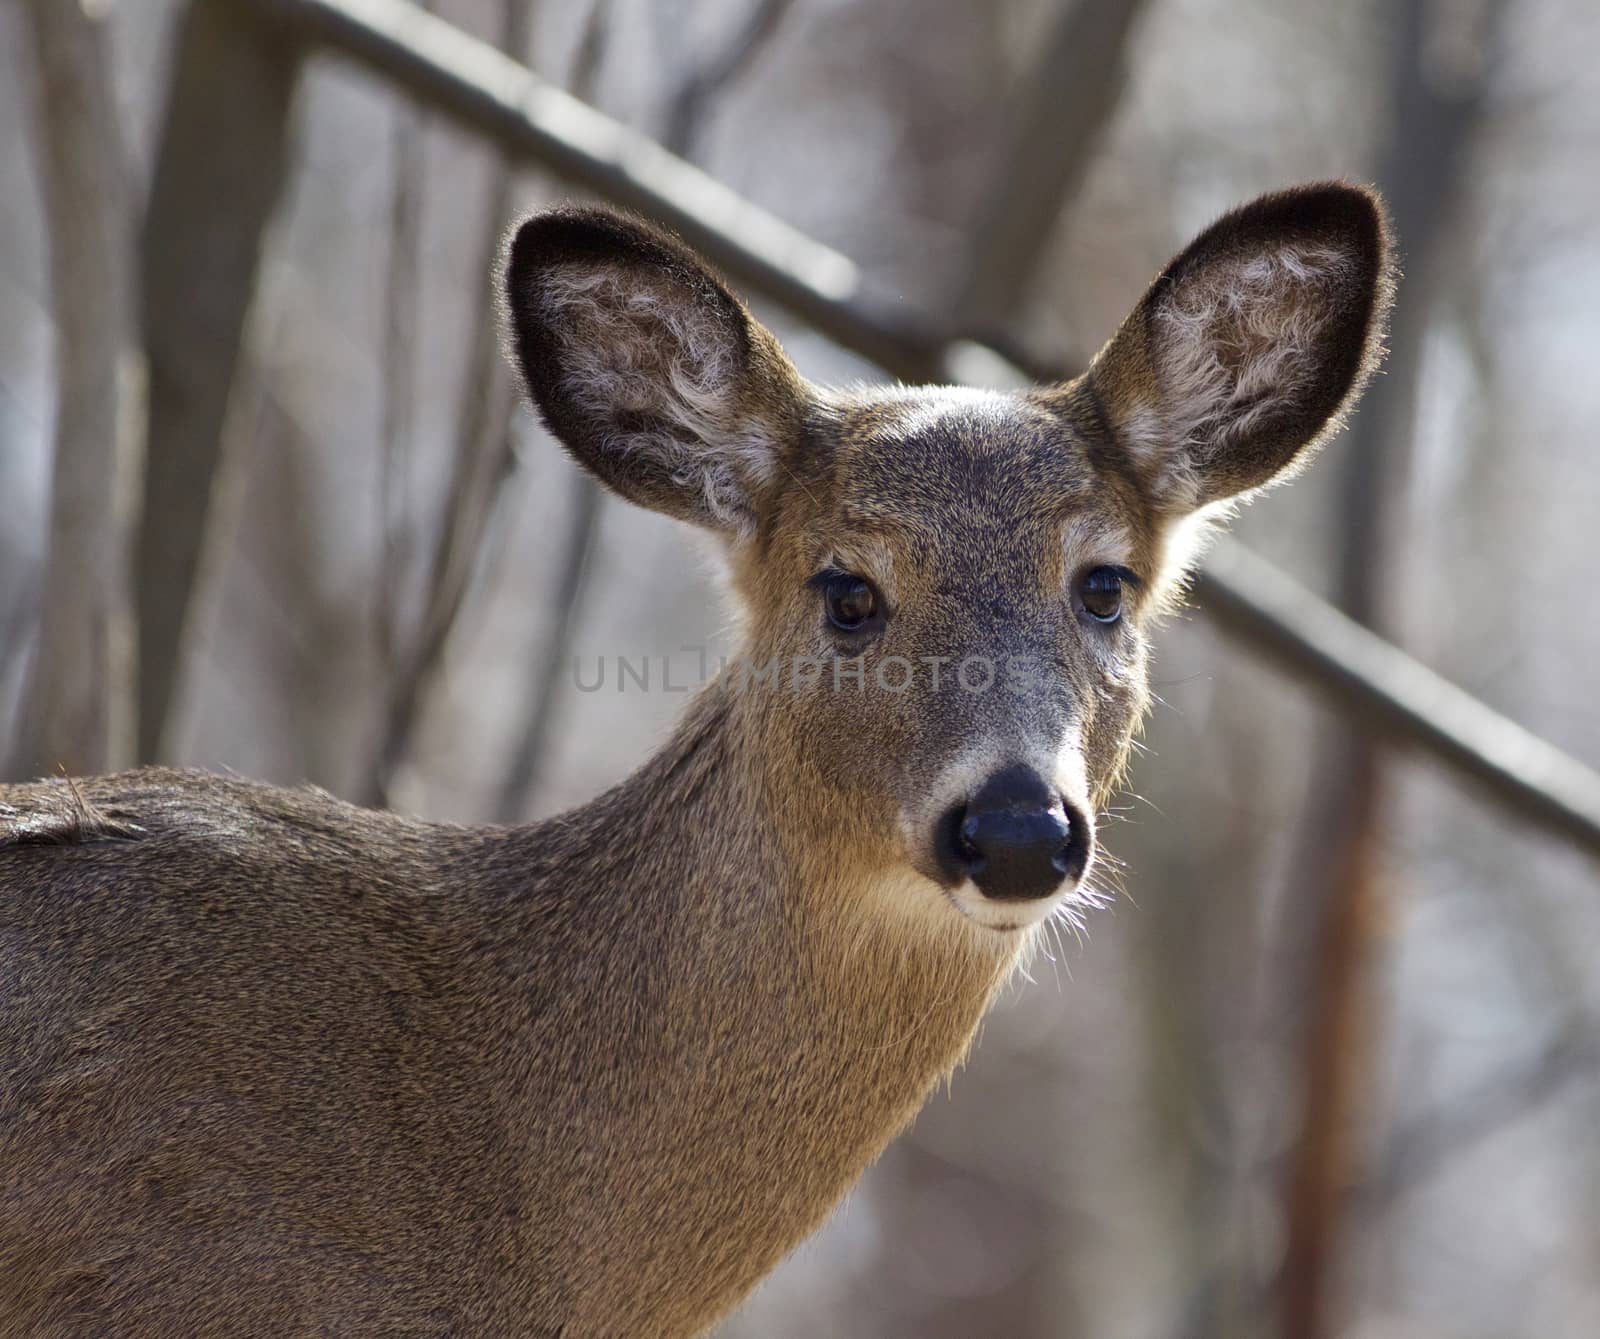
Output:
1 184 1392 1337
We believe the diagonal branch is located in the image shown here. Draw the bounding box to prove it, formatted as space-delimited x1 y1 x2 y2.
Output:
1357 1022 1599 1212
493 472 602 822
490 0 617 825
376 2 431 673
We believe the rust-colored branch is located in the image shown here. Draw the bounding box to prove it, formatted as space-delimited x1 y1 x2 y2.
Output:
1278 751 1386 1337
1277 3 1510 1335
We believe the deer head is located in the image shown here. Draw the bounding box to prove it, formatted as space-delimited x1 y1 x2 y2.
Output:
504 183 1393 940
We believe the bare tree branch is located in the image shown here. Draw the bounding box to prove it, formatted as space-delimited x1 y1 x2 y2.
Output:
1358 1022 1600 1212
11 0 138 779
659 0 796 160
565 0 610 102
138 0 303 761
951 0 1152 335
494 474 602 823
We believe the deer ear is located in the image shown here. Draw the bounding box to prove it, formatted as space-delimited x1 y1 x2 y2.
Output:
503 208 807 535
1086 183 1395 514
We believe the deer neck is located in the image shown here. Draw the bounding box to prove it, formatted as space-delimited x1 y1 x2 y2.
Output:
492 675 1020 1329
583 671 1019 1035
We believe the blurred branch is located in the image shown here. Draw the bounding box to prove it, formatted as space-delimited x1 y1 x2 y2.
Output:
0 603 36 721
495 475 602 822
659 0 795 160
951 0 1151 336
364 0 479 809
566 0 610 102
492 0 615 824
1358 1020 1600 1212
138 0 303 761
227 0 1600 869
1179 1016 1600 1333
11 0 138 779
1277 4 1510 1335
1194 542 1600 858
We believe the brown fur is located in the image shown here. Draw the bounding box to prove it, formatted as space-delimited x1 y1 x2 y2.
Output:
1 183 1394 1337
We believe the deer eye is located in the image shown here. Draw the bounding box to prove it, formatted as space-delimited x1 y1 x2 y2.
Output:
815 571 879 633
1077 566 1128 624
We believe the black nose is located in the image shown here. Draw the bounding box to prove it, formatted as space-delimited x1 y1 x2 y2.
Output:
937 765 1091 902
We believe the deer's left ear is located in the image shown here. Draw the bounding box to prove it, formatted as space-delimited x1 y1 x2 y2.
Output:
1084 182 1396 514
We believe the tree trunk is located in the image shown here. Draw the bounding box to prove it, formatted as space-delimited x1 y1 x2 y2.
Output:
137 0 303 761
13 0 139 779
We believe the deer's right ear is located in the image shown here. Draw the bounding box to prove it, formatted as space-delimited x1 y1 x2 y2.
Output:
1084 182 1395 516
503 208 808 536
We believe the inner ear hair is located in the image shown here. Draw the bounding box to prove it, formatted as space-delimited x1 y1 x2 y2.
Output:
503 208 805 536
1091 182 1396 514
538 260 767 521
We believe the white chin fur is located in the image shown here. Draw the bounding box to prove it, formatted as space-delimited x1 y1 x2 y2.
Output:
943 879 1069 933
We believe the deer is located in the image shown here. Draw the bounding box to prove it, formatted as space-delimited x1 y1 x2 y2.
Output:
0 182 1393 1337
